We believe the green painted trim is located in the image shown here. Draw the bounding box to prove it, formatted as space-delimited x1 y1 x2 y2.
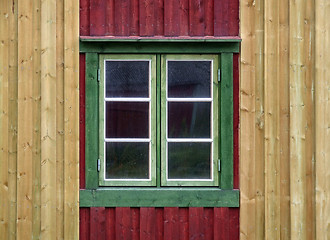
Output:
80 37 242 43
160 54 219 187
220 53 234 189
156 54 161 187
79 188 239 207
85 53 99 189
98 54 157 186
80 42 239 54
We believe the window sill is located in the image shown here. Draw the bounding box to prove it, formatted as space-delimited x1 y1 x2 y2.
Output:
79 188 239 207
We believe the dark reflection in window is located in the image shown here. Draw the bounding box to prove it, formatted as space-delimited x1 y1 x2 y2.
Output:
168 102 211 138
106 102 149 138
168 61 211 98
106 61 149 97
106 142 149 179
168 142 211 179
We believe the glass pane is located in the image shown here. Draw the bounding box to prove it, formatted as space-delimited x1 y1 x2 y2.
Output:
106 61 149 97
105 142 149 179
168 102 211 138
168 142 211 179
168 61 211 98
106 102 149 138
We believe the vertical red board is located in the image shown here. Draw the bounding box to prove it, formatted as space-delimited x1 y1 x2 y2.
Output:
130 0 140 36
164 207 180 240
79 53 86 189
189 207 204 240
115 0 131 36
189 0 204 36
80 208 90 240
116 207 132 239
228 0 239 36
156 208 164 240
233 53 239 189
105 208 116 240
139 0 164 36
214 0 228 36
140 208 156 240
131 208 140 240
90 207 106 240
203 208 214 240
164 0 188 36
214 207 229 239
90 0 106 36
80 0 90 35
204 0 214 36
228 208 240 240
105 0 115 35
179 208 189 240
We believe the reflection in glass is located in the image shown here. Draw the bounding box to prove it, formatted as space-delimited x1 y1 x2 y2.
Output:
106 102 149 138
106 61 149 97
168 142 211 179
106 142 149 179
168 61 211 98
168 102 211 138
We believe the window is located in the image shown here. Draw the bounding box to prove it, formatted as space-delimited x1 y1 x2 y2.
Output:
99 54 218 187
80 39 239 207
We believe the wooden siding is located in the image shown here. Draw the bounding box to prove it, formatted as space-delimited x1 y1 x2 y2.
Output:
240 0 330 239
79 0 239 37
0 0 79 239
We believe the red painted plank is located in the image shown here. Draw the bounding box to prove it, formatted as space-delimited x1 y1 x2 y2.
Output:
164 0 179 36
90 207 106 240
214 0 229 36
179 0 189 36
203 208 214 240
228 0 239 36
228 208 239 240
155 0 165 35
131 208 140 240
156 208 164 240
90 0 106 36
214 207 229 240
79 53 86 189
233 53 239 189
189 0 204 36
130 0 140 36
105 208 116 240
80 0 90 35
189 207 204 240
115 0 130 36
179 208 189 240
140 208 156 240
204 0 214 36
80 208 90 240
105 0 115 35
164 207 180 240
116 207 132 240
139 0 164 36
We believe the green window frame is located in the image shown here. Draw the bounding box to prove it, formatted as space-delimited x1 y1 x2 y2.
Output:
80 39 240 207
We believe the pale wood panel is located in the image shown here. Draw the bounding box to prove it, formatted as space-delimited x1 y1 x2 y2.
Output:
254 0 265 239
8 1 18 239
264 0 281 239
315 0 330 239
279 0 290 238
64 0 80 239
56 0 65 239
17 0 34 238
0 1 9 239
40 0 57 238
239 0 256 239
289 0 307 239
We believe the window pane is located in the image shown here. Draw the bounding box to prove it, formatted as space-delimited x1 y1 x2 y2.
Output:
106 61 149 97
106 102 149 138
168 102 211 138
168 142 211 179
105 142 149 179
168 61 211 98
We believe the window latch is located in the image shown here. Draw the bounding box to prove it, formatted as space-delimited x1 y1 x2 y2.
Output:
97 69 100 82
218 159 221 172
97 159 100 172
218 69 221 82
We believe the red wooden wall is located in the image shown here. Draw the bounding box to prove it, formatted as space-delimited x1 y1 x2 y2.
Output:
80 0 239 239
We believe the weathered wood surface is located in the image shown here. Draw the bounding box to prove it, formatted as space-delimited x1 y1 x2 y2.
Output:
240 0 328 239
0 0 79 239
